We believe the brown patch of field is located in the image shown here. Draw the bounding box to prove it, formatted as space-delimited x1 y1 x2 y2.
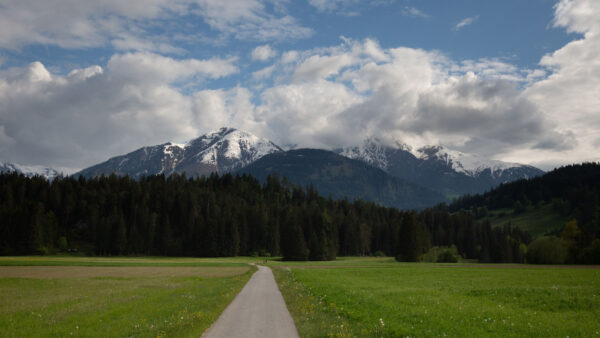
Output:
0 266 250 279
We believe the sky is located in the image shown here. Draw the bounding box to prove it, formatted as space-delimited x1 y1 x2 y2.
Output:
0 0 598 171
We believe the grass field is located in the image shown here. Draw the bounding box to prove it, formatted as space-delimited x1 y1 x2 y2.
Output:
4 256 600 337
0 256 257 337
272 258 600 337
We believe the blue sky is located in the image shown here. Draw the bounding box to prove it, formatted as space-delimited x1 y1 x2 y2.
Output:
0 0 598 170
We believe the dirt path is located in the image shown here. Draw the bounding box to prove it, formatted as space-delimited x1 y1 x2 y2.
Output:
201 265 299 338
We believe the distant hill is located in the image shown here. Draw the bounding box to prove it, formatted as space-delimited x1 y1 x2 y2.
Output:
450 163 600 238
237 148 446 210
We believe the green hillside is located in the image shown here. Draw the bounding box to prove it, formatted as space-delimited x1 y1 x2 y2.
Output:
478 203 570 238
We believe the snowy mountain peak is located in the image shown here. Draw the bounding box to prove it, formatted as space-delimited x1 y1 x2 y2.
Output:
336 137 544 197
339 137 411 170
78 127 283 178
0 161 65 180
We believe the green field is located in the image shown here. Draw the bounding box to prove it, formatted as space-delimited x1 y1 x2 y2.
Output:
3 256 600 337
0 256 256 337
272 258 600 337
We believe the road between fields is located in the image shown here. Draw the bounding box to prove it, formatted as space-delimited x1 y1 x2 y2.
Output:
201 265 300 338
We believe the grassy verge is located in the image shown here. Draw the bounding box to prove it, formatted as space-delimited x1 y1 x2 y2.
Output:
0 260 256 337
275 260 600 337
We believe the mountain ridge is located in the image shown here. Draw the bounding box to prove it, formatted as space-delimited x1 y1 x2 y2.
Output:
336 138 544 198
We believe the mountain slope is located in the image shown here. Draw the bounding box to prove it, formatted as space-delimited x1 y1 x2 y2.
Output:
337 139 544 198
237 149 446 210
0 161 63 180
77 128 283 179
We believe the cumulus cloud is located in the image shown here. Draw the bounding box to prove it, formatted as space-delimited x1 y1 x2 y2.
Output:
244 39 572 157
0 0 312 52
0 54 238 168
455 16 479 31
521 0 600 166
251 44 277 61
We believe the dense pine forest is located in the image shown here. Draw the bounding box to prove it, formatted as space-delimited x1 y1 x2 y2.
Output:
0 168 596 263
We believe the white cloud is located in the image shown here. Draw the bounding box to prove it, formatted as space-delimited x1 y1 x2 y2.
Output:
520 0 600 166
251 44 277 61
194 0 313 41
245 39 571 156
253 65 276 80
402 6 430 18
308 0 356 13
0 0 312 52
0 54 238 168
308 0 394 15
455 16 479 31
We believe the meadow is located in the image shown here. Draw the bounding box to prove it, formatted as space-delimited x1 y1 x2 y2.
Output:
272 258 600 337
0 256 256 337
3 256 600 337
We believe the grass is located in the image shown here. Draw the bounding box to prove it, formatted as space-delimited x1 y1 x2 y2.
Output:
272 258 600 337
482 203 569 237
0 257 256 337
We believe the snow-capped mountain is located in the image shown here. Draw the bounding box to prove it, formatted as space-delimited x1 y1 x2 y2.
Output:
337 139 544 198
0 162 64 180
77 128 283 179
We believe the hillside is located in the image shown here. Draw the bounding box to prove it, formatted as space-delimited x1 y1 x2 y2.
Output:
237 149 446 210
450 163 600 238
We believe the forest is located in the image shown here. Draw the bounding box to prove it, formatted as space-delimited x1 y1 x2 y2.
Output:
451 163 600 264
0 169 596 263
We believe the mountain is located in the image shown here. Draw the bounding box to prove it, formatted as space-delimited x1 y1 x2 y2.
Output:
0 161 63 180
77 127 283 179
336 138 544 198
237 149 446 210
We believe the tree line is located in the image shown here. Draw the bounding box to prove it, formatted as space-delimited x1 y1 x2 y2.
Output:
0 172 549 262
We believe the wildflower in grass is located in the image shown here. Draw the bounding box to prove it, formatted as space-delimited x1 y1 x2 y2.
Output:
380 318 384 326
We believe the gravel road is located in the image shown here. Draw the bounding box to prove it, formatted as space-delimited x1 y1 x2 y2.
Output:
201 265 300 338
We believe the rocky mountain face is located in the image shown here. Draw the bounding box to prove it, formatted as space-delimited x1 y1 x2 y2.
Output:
0 162 63 180
77 128 283 179
336 139 544 199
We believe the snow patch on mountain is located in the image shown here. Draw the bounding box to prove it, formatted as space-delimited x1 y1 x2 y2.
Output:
339 138 412 170
417 146 523 178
